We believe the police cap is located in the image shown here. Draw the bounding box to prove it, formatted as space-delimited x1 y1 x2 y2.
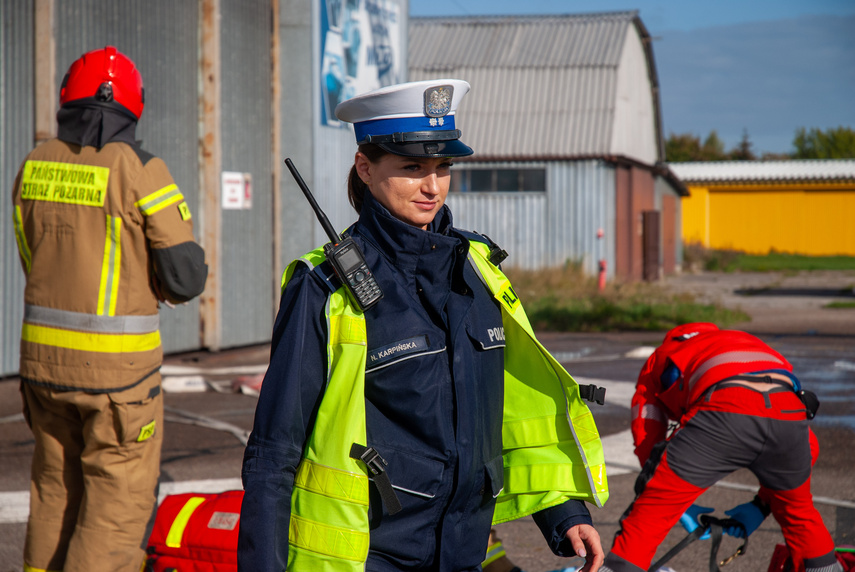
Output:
335 79 474 158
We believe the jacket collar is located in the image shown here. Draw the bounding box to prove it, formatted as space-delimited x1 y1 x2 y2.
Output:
57 101 138 149
356 191 459 272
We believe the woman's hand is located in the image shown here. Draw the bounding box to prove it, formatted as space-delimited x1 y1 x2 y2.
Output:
565 523 604 572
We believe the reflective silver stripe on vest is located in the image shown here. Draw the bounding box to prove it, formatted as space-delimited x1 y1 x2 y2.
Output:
688 351 785 390
24 304 160 334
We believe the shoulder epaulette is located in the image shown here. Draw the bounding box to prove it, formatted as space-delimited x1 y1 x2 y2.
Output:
311 260 342 294
458 229 508 266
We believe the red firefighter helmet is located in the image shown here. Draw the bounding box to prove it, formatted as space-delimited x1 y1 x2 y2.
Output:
60 46 145 119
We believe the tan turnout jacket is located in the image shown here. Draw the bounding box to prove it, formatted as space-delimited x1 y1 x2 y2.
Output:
12 138 198 391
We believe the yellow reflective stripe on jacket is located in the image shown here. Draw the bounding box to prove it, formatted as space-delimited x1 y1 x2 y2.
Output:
13 205 32 273
21 323 161 353
135 183 183 216
24 304 160 334
20 159 109 207
23 564 62 572
482 541 507 567
97 214 122 316
166 496 206 547
290 514 370 563
293 458 370 506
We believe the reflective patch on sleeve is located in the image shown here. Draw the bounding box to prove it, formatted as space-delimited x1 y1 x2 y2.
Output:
135 184 184 216
137 420 156 442
20 160 109 207
178 201 192 221
632 403 667 423
497 280 520 312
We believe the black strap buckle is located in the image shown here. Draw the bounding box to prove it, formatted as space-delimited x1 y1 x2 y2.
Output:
350 444 403 515
579 384 606 405
358 446 388 476
798 389 820 419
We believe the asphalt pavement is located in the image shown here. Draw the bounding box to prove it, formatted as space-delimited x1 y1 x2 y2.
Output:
1 270 853 571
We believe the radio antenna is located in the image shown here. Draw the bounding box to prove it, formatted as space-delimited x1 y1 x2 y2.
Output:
285 158 341 244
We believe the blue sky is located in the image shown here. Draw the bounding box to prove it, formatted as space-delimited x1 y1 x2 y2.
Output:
409 1 855 155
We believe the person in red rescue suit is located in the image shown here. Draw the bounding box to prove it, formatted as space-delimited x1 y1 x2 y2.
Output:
12 46 207 572
600 322 842 572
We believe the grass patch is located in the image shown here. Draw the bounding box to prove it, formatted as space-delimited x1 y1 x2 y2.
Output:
825 301 855 309
505 263 749 332
683 243 855 272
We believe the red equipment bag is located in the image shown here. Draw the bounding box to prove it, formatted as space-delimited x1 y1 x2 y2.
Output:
768 543 855 572
145 490 244 572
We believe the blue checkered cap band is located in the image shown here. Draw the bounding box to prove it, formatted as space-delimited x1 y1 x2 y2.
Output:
335 79 470 144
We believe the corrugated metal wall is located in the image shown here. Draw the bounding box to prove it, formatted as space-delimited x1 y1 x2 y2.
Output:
409 13 662 162
547 160 616 276
219 0 275 348
411 66 618 159
655 174 683 273
313 130 360 245
55 0 203 353
0 1 35 376
447 160 616 275
447 188 548 271
707 185 855 256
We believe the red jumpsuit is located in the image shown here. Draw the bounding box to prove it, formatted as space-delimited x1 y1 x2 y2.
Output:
602 323 839 572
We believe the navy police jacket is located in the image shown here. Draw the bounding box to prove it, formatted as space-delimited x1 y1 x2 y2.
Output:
239 192 591 571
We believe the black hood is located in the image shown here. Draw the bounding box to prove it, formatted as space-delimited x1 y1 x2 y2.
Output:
57 98 139 149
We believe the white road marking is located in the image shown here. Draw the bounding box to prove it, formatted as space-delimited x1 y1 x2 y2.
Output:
0 478 243 524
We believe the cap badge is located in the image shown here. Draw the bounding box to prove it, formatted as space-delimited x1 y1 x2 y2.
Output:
424 85 453 118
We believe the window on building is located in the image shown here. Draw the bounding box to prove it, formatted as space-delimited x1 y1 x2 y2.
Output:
451 168 546 192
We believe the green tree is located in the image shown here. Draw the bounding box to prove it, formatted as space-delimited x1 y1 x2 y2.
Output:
728 128 756 161
665 132 702 162
792 126 855 159
701 131 727 160
666 130 728 162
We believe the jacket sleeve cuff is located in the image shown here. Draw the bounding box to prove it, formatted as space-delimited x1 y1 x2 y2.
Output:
531 500 593 556
151 241 208 302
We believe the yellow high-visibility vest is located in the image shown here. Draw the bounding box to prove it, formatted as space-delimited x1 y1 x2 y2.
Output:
281 240 608 571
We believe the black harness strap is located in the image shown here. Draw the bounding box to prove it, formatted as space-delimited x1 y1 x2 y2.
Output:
349 444 403 516
648 515 748 572
717 374 820 419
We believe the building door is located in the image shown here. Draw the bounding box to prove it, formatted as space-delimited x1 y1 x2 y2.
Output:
642 210 661 281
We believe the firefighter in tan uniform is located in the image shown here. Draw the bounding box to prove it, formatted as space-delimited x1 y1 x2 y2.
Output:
11 46 207 572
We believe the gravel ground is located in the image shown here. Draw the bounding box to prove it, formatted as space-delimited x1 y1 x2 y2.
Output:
661 269 855 336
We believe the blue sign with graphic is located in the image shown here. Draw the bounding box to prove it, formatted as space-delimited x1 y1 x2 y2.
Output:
320 0 403 126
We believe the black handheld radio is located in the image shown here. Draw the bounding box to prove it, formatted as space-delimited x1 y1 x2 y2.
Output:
285 158 383 311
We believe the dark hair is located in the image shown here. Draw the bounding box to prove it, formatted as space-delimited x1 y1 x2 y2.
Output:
347 143 388 214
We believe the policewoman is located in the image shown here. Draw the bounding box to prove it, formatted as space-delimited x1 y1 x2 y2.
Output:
238 79 608 572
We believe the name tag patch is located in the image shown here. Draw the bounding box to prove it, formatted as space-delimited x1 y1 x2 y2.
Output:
367 335 430 371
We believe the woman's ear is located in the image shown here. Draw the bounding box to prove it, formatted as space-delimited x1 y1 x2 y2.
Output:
354 152 371 186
